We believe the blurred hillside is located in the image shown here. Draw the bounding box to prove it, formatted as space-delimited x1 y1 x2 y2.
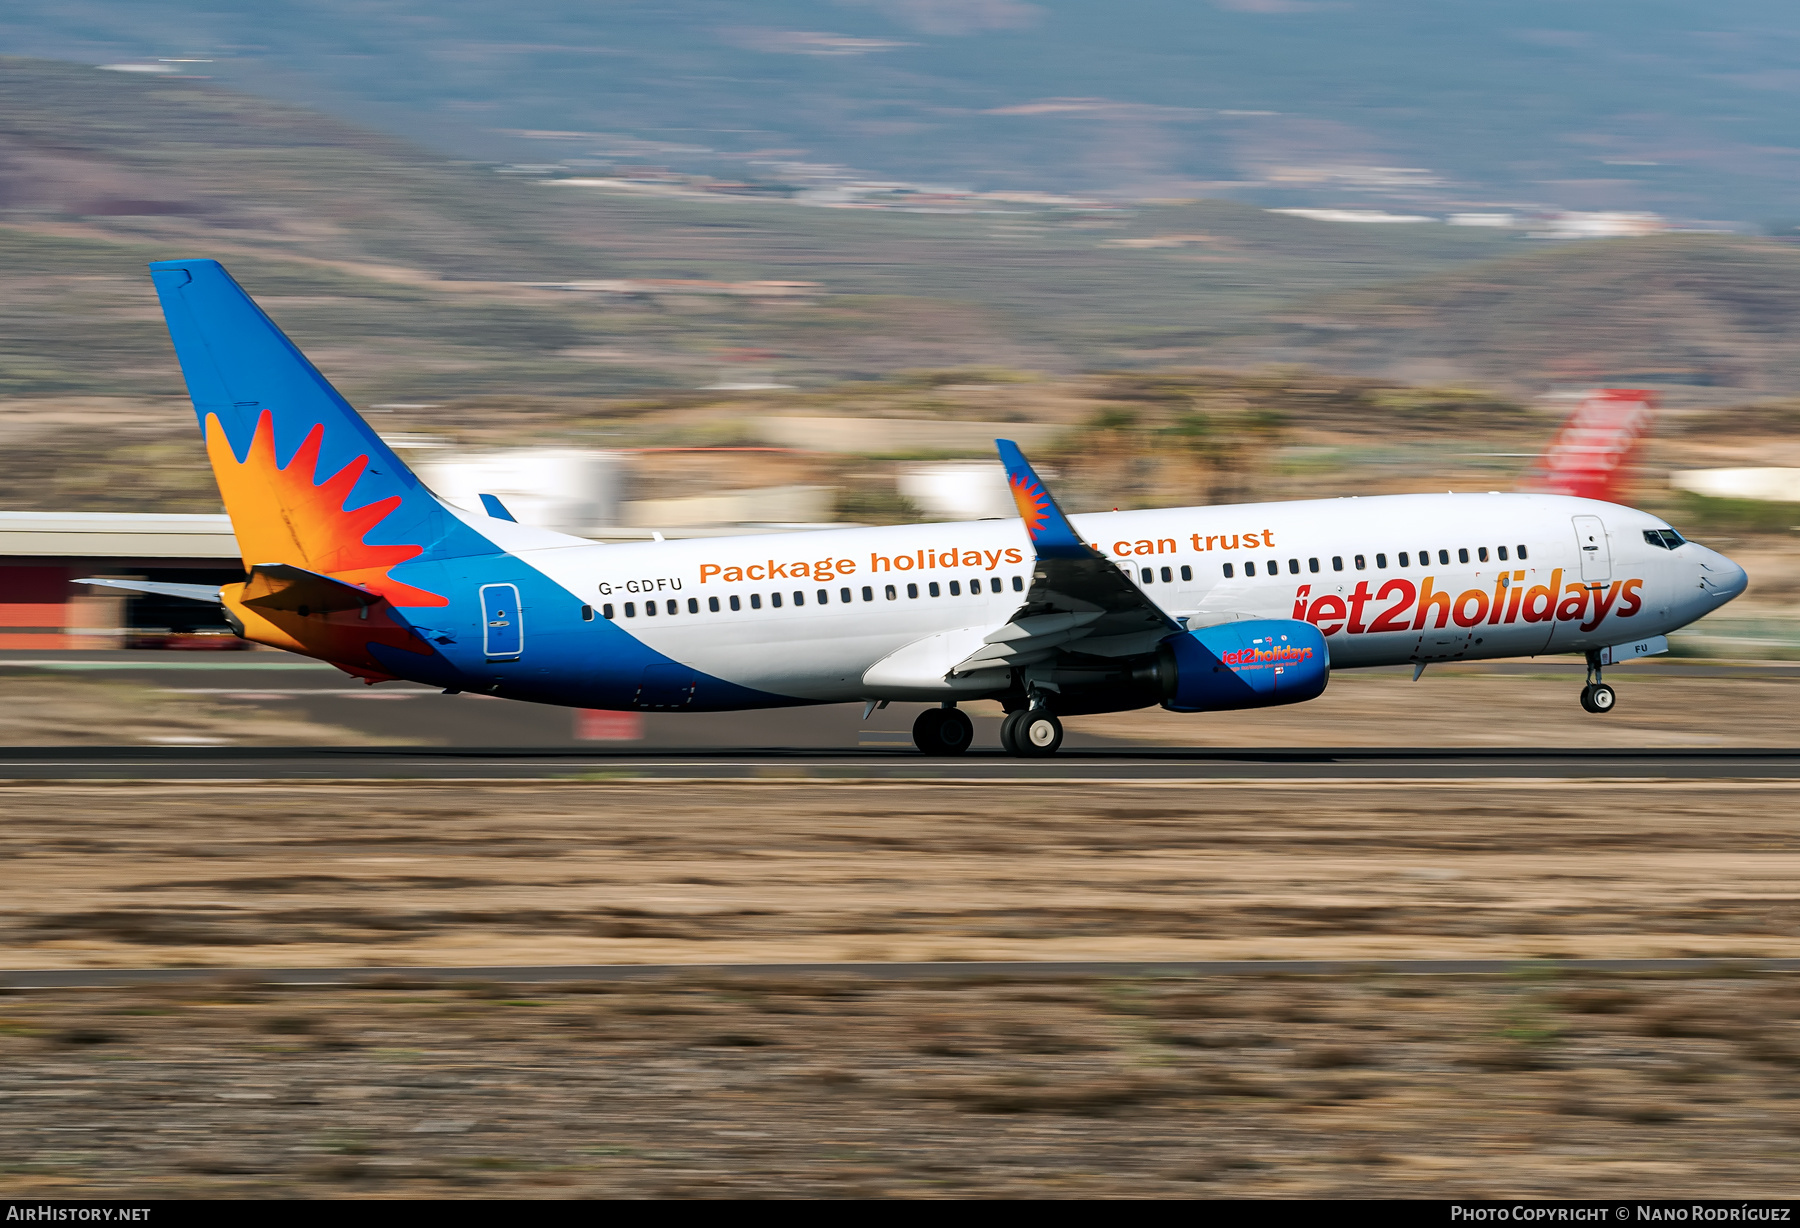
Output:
0 57 1539 404
1282 236 1800 394
8 1 1800 223
9 54 1800 561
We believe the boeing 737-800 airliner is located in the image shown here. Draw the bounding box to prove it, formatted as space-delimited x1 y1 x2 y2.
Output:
81 260 1750 756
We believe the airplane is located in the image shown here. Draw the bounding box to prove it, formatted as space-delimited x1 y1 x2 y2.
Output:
79 259 1750 756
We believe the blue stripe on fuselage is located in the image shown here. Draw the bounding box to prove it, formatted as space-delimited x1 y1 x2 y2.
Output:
367 552 807 711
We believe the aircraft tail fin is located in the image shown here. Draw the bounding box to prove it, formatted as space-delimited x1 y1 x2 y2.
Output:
148 258 480 605
1517 388 1656 503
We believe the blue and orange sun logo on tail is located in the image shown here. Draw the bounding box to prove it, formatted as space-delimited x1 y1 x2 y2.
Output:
207 410 447 678
207 411 447 608
995 439 1093 559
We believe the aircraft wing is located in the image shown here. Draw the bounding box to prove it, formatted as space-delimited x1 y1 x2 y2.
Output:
75 577 223 604
951 440 1181 674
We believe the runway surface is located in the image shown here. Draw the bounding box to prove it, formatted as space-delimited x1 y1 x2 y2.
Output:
5 744 1800 780
8 957 1798 989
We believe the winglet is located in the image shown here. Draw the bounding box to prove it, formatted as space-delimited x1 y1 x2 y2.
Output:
995 439 1094 560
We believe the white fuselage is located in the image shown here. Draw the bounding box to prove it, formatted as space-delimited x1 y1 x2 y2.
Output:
497 492 1745 704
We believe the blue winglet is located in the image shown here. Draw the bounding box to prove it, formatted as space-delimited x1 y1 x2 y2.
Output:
478 493 518 522
995 439 1092 560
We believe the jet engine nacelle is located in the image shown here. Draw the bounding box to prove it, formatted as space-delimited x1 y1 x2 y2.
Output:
1155 619 1329 712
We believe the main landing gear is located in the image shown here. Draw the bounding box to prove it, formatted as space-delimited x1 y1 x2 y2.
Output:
999 706 1064 757
912 704 975 755
1580 655 1617 715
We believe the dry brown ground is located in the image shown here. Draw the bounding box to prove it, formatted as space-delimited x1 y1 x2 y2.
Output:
3 780 1796 970
0 780 1797 1197
0 673 412 747
0 971 1797 1197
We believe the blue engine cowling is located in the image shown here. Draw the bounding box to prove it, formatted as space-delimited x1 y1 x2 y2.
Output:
1156 618 1330 712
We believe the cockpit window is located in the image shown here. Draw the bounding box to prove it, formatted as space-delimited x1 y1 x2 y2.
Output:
1644 530 1666 549
1661 529 1686 548
1645 528 1686 550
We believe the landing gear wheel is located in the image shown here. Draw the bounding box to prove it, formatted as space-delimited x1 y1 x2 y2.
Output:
999 708 1027 755
912 706 973 755
1588 683 1616 714
1579 685 1596 713
1016 708 1064 757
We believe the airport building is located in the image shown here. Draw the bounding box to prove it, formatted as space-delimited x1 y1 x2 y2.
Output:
0 511 244 649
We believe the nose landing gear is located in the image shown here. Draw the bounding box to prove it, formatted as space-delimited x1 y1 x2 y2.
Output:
1579 655 1617 714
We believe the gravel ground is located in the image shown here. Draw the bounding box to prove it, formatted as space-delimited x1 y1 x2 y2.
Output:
0 777 1795 1197
0 972 1797 1197
1 780 1795 969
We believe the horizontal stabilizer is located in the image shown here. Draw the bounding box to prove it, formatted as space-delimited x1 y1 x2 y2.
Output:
75 577 222 604
239 563 381 616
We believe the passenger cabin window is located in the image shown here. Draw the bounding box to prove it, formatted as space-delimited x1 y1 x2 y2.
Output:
928 582 940 597
841 587 852 603
862 586 873 602
1438 549 1450 566
1478 547 1489 562
1162 566 1174 583
1398 553 1409 567
793 591 804 606
770 592 782 608
603 603 615 620
581 604 594 621
817 589 829 604
949 580 961 595
1223 563 1235 578
885 585 897 600
1245 561 1256 577
1517 544 1529 560
729 595 741 611
1332 556 1344 572
1354 554 1366 570
1267 558 1278 573
1140 567 1153 583
1180 565 1192 581
1375 553 1387 569
1012 576 1024 591
1497 546 1508 561
1458 548 1469 564
687 598 699 613
709 597 720 612
624 602 637 618
1287 559 1299 575
1308 558 1319 573
907 583 919 599
644 600 656 616
750 594 761 610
